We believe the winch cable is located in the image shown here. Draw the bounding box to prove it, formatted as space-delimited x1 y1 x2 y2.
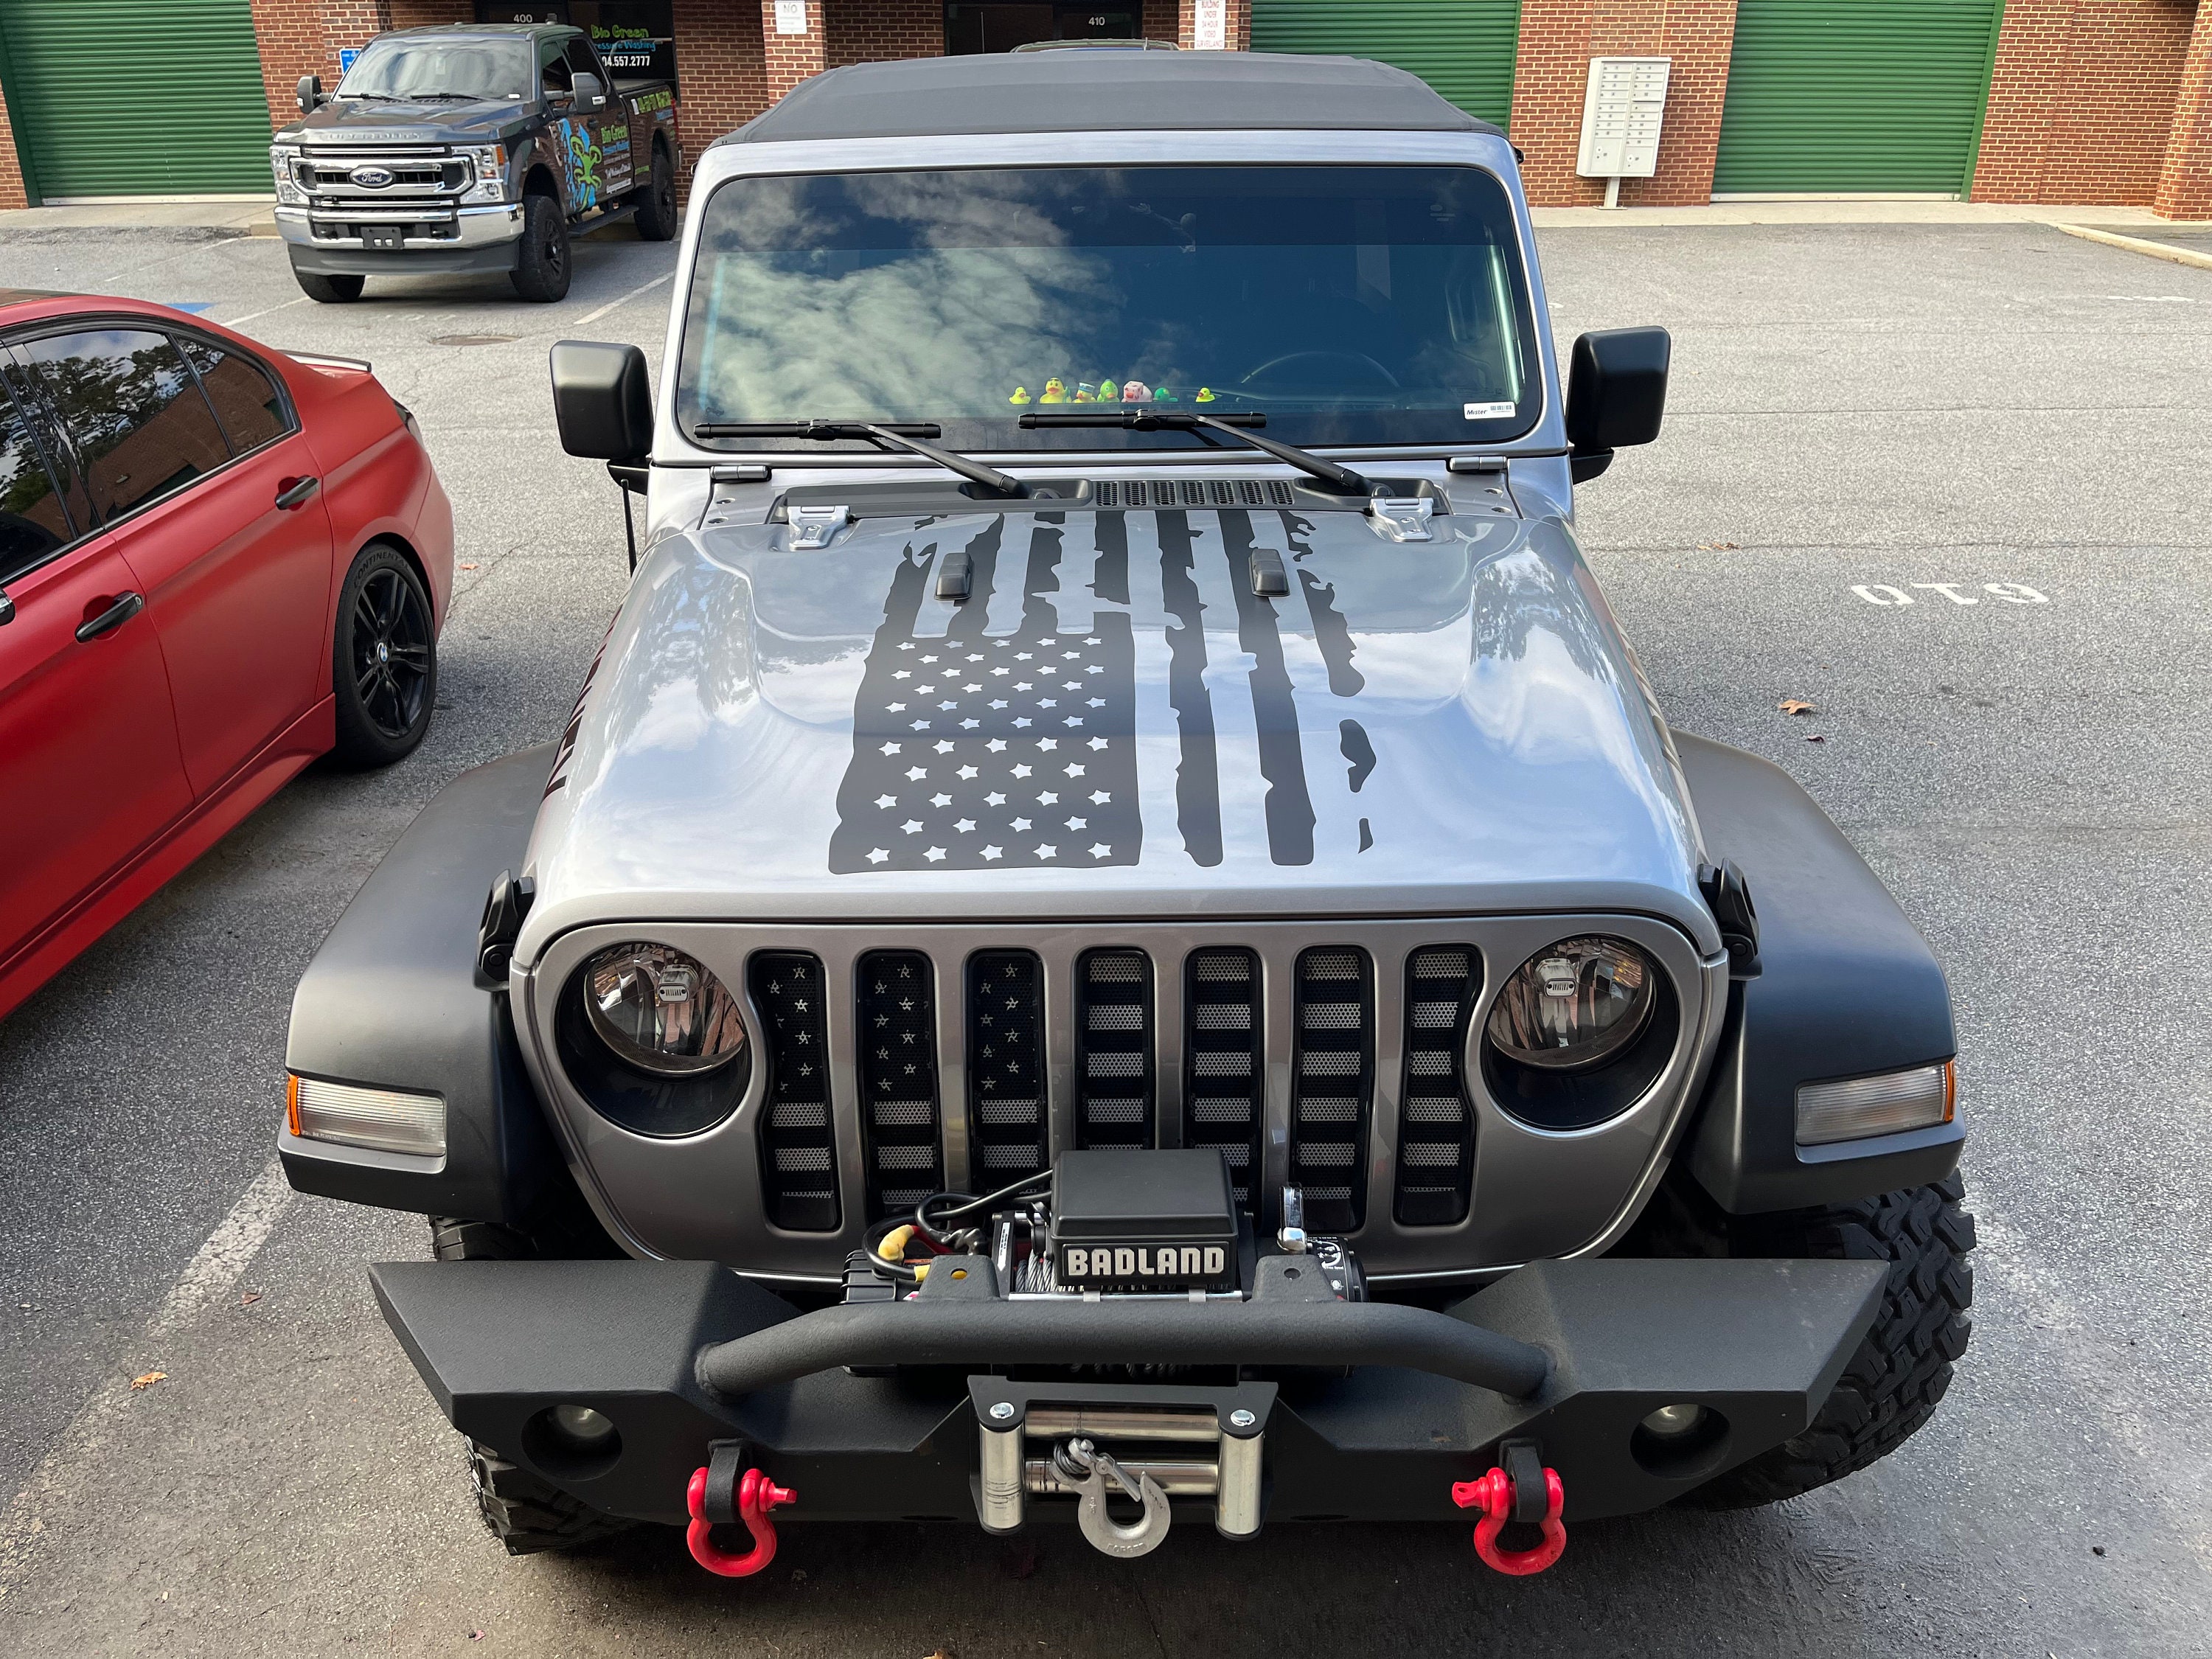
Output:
863 1168 1052 1285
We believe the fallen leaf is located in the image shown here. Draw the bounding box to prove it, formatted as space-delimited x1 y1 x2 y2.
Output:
240 1292 262 1307
1697 540 1740 552
1804 734 1826 744
131 1371 167 1390
459 562 479 570
1778 699 1816 716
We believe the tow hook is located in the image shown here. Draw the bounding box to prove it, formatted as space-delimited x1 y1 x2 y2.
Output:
1054 1436 1173 1558
684 1442 796 1577
1453 1440 1565 1576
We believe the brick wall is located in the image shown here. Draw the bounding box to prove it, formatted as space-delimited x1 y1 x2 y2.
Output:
762 0 829 100
2156 1 2212 215
1177 0 1251 50
1509 1 1737 207
1973 0 2198 206
827 0 941 66
0 71 26 209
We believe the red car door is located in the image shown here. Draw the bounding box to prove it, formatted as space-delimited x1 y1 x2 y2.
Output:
15 327 334 800
0 376 192 967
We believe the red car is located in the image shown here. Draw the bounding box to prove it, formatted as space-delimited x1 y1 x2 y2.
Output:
0 292 452 1023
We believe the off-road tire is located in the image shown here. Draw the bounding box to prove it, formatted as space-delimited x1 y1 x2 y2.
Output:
294 269 364 304
510 193 571 302
1644 1175 1975 1509
429 1213 639 1555
330 543 436 770
633 144 678 242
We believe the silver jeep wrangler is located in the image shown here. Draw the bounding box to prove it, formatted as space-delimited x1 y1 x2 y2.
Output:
282 51 1972 1574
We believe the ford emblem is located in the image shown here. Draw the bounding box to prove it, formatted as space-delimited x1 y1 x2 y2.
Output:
349 165 395 189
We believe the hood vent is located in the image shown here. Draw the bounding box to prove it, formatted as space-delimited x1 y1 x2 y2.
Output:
1394 947 1481 1227
966 950 1047 1178
856 950 944 1217
1290 946 1374 1234
1075 947 1154 1147
1094 478 1295 509
1182 947 1263 1210
748 952 841 1232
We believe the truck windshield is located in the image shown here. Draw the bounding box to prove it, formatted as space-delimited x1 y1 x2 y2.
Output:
337 38 532 102
676 164 1539 453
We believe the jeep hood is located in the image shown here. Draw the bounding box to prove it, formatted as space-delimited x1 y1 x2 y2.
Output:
520 505 1714 954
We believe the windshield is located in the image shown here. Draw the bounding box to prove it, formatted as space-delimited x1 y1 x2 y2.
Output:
337 38 532 102
676 165 1539 453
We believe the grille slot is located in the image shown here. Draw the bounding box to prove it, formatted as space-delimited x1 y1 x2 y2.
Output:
1395 947 1481 1226
1290 946 1374 1231
748 952 839 1232
1184 947 1262 1209
1075 947 1153 1146
1093 478 1295 509
856 950 943 1216
967 950 1047 1179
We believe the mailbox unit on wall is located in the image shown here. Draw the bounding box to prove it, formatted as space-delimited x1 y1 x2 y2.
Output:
1576 55 1672 208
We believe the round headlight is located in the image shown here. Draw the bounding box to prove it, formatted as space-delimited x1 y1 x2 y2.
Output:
1485 936 1656 1072
583 942 748 1077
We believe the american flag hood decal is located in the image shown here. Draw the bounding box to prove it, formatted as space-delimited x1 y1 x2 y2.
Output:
524 504 1708 928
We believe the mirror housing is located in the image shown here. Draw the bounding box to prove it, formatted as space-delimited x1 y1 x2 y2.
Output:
1565 326 1670 482
551 340 654 462
572 71 607 111
296 74 324 115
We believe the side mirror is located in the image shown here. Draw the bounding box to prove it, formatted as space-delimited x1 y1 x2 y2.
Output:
296 74 324 115
551 340 653 462
572 71 606 111
1565 327 1670 483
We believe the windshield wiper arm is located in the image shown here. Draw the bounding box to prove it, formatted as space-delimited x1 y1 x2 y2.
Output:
693 420 1028 498
1020 408 1371 496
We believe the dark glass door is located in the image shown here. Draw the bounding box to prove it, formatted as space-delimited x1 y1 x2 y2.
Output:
945 2 1139 54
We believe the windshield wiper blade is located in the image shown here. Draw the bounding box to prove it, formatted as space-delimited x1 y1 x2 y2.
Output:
1019 408 1371 496
693 420 1028 498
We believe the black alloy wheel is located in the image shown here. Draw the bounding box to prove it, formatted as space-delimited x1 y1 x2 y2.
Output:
331 543 437 768
511 194 572 302
635 145 678 242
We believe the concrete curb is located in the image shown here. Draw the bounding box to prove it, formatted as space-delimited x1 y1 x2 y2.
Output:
2049 222 2212 273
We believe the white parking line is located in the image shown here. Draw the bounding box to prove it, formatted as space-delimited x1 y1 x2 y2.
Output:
574 268 674 328
0 1159 293 1600
223 293 313 330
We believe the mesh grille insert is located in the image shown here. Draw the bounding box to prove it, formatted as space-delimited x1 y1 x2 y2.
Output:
1185 946 1262 1209
1395 947 1481 1226
1290 945 1374 1233
856 950 942 1219
748 952 840 1232
968 950 1048 1178
1075 947 1153 1147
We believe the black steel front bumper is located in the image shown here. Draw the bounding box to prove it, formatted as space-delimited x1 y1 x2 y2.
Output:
374 1252 1885 1529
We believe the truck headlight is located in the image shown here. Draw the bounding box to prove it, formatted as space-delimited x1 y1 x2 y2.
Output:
1484 936 1655 1072
1796 1062 1955 1145
584 942 749 1077
271 145 307 206
459 144 509 204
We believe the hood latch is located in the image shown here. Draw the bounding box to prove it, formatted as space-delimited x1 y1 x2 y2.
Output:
787 503 853 549
1367 497 1436 542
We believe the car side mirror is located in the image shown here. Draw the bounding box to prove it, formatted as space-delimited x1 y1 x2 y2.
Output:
297 74 324 114
1565 326 1670 483
552 340 653 462
572 71 607 111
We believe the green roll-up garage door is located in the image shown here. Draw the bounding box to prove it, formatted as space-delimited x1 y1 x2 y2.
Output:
1714 1 2005 196
1250 1 1523 128
0 0 274 197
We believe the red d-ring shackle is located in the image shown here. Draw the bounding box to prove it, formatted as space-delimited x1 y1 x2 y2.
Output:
686 1463 797 1577
1453 1456 1567 1576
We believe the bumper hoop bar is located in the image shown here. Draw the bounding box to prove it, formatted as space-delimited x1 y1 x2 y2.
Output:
692 1296 1551 1401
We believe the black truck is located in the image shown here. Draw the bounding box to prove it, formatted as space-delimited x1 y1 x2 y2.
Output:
270 23 680 303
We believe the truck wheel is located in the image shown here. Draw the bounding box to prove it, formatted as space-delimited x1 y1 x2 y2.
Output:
1641 1175 1975 1509
431 1214 639 1555
330 543 436 771
633 145 678 242
294 269 364 304
510 194 571 302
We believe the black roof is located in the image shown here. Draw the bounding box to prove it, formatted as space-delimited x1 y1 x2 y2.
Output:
723 52 1500 145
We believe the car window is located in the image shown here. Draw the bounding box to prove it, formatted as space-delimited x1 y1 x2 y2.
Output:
540 38 574 95
563 38 603 84
178 337 293 454
16 330 232 524
0 385 76 583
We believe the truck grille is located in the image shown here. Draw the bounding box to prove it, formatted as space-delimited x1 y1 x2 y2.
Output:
1289 947 1375 1233
1182 947 1263 1207
1394 947 1481 1226
1075 947 1153 1147
855 950 945 1216
967 950 1047 1181
299 152 465 195
748 952 839 1232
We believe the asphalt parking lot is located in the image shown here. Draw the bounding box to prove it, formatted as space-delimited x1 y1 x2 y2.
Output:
1 218 2209 1657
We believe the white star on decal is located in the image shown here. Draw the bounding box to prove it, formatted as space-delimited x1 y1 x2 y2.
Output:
924 846 947 862
939 700 959 711
910 720 930 731
906 766 927 780
1067 816 1087 830
1012 717 1032 728
1015 681 1033 691
1087 698 1105 708
1038 738 1057 751
874 795 896 809
989 699 1009 709
933 740 954 754
1015 653 1032 661
1063 681 1081 690
1034 844 1058 859
902 819 923 834
1089 843 1111 858
1012 817 1032 830
1065 764 1085 777
967 653 984 662
991 667 1009 677
920 655 939 663
880 742 900 755
961 718 980 729
957 764 979 779
931 793 952 807
1039 792 1058 804
899 642 915 651
1085 664 1103 675
1039 698 1057 709
981 845 1003 860
1011 765 1032 779
986 792 1006 805
868 848 889 863
1085 637 1100 645
1088 737 1107 751
1065 717 1083 728
986 738 1006 752
1090 790 1110 804
956 818 976 832
887 702 907 712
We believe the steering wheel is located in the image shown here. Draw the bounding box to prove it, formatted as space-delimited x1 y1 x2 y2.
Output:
1239 349 1401 389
